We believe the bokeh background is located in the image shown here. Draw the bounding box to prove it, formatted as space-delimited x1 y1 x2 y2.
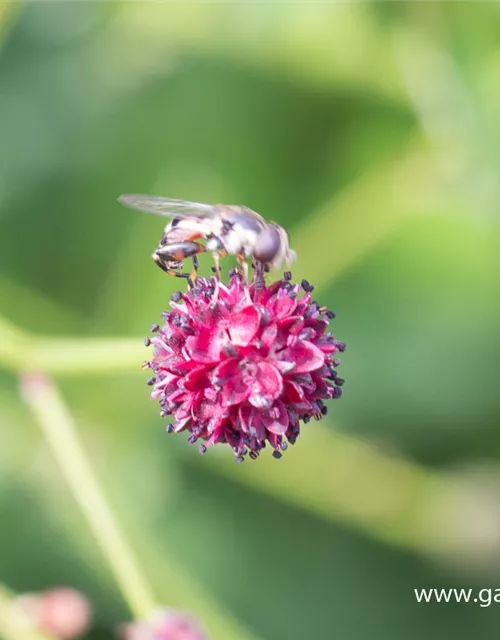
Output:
1 1 500 639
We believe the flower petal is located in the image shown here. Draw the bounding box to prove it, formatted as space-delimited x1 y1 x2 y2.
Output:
283 380 304 403
261 323 278 349
223 379 250 407
192 394 225 422
228 306 260 347
262 401 289 435
182 367 209 391
214 359 250 407
248 362 283 409
270 295 297 320
279 315 304 335
281 341 325 374
185 329 222 363
239 405 265 439
275 360 295 375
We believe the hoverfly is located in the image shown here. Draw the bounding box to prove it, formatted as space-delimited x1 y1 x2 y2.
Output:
118 194 296 284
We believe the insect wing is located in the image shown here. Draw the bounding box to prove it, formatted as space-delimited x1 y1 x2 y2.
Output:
118 194 217 220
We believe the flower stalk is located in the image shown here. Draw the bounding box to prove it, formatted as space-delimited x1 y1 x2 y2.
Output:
0 315 145 374
20 374 157 620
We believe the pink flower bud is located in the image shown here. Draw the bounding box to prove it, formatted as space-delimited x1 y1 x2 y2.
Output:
15 587 92 639
120 609 207 640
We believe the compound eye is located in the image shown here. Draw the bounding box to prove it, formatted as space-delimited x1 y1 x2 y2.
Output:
253 225 281 263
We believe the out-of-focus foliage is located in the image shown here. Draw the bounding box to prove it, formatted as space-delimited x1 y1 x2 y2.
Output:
1 2 500 639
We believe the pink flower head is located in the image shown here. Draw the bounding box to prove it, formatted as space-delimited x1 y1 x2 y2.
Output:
145 270 345 461
120 609 206 640
14 587 92 640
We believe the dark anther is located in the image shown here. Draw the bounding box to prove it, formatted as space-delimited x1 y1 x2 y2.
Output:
303 415 311 424
301 279 315 293
283 271 292 281
326 310 336 319
332 358 341 368
144 337 151 347
188 434 198 444
235 455 245 463
272 450 282 460
166 424 174 434
211 265 218 273
146 377 156 386
336 377 345 386
321 405 328 416
287 436 297 445
335 341 347 352
171 291 183 302
264 264 271 273
280 441 288 451
199 444 207 454
249 451 259 460
333 387 343 399
151 323 160 333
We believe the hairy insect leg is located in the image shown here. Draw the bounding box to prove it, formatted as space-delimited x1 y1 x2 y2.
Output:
208 252 222 304
212 250 228 280
253 260 265 289
236 253 249 281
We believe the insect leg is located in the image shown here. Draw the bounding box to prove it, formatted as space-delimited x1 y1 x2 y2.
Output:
209 250 227 306
153 241 205 288
152 252 192 284
190 254 199 284
236 253 249 281
253 260 265 289
212 252 221 280
210 248 227 280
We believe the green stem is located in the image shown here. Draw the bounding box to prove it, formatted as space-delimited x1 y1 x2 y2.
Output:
20 374 157 620
0 316 144 375
0 585 54 640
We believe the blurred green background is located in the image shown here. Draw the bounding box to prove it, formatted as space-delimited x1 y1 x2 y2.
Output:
1 1 500 639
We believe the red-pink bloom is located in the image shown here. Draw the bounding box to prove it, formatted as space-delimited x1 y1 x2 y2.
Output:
120 609 206 640
14 587 92 639
145 271 345 460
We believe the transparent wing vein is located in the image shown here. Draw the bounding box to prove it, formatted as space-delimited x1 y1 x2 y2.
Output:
118 194 217 219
